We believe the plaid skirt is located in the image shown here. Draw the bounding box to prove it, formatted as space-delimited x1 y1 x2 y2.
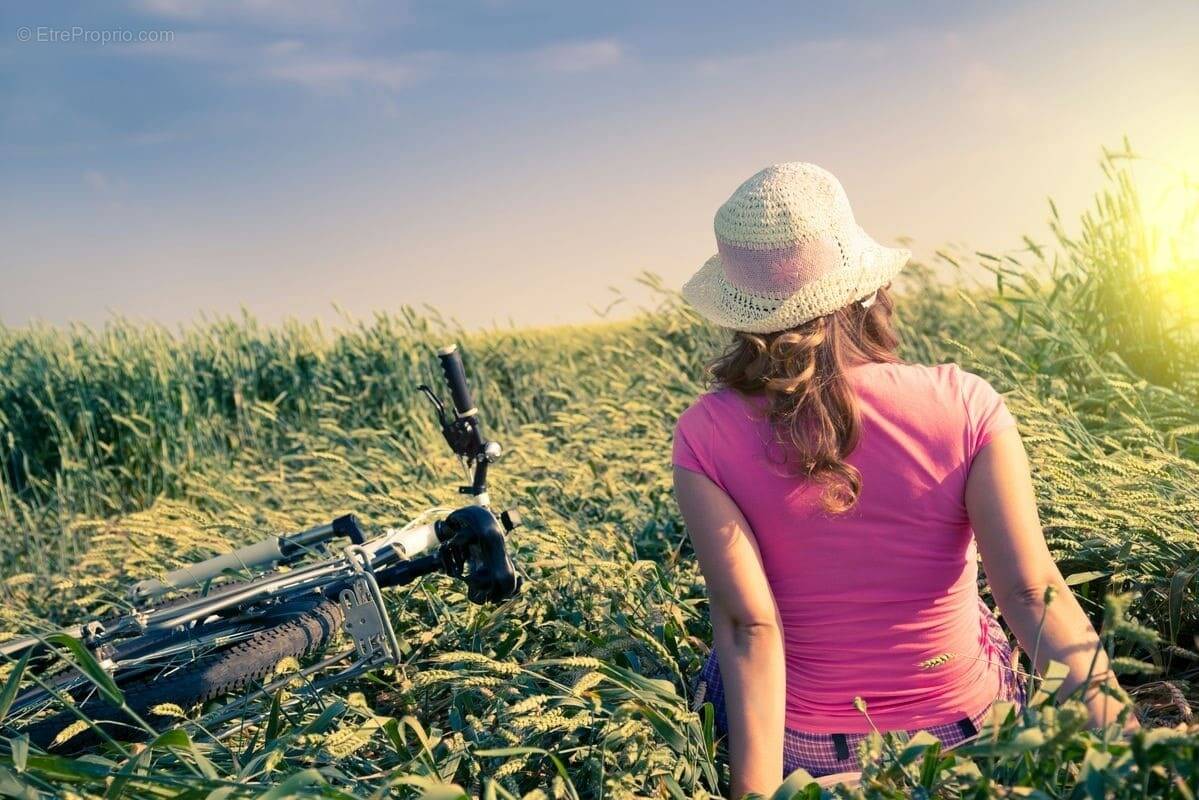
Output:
692 597 1026 778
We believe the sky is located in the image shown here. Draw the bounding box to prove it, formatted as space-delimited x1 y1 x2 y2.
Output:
2 0 1198 329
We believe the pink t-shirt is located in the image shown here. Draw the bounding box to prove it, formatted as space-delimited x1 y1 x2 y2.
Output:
673 361 1017 733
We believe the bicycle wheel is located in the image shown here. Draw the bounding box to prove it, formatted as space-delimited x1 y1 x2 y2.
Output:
22 594 345 752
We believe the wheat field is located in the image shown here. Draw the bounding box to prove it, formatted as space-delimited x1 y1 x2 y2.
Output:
0 151 1196 798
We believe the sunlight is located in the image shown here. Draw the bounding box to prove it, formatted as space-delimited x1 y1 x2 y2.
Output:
1132 154 1199 316
1145 181 1199 278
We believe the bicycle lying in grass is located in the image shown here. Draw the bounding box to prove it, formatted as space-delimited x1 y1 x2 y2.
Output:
0 345 522 753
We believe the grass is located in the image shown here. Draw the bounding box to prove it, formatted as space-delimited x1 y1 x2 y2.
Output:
0 149 1196 798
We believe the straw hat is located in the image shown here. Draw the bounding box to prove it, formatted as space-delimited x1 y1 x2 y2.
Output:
682 162 909 333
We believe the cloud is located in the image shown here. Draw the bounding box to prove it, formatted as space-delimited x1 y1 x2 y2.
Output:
117 30 236 60
119 2 625 95
956 61 1033 122
126 130 179 145
528 38 626 73
83 169 111 191
116 30 435 93
264 54 428 92
133 0 385 30
690 36 885 77
264 39 304 56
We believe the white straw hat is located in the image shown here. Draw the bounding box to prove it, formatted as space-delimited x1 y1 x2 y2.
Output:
682 162 910 334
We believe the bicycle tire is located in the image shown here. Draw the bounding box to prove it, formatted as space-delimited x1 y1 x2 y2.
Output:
5 572 296 721
24 594 345 752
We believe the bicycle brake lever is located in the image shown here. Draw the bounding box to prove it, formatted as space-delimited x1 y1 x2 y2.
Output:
418 384 449 426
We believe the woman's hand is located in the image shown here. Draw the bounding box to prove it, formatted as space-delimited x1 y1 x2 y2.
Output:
674 466 786 797
966 428 1136 730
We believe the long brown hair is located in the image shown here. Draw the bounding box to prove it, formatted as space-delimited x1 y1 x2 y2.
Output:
708 286 901 514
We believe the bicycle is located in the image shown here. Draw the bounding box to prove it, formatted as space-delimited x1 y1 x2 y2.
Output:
0 345 523 753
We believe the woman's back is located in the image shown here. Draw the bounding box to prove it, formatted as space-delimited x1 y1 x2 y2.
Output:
673 361 1016 732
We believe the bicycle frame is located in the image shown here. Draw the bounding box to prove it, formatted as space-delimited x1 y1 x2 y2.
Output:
127 517 444 603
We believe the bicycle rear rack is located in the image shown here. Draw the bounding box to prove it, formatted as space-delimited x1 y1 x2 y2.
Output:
339 545 402 666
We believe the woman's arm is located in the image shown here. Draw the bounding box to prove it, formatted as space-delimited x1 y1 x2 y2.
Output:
965 428 1138 730
674 466 786 797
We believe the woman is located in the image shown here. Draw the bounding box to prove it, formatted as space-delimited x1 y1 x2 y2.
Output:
672 163 1136 793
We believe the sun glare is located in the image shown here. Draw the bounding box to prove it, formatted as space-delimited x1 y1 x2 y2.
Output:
1146 187 1199 271
1134 159 1199 316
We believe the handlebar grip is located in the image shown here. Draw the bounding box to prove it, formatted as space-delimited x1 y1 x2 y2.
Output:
437 344 475 415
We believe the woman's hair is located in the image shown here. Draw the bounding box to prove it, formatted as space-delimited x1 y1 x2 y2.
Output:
708 286 901 514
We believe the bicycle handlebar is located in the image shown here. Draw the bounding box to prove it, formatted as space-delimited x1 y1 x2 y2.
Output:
437 344 475 416
127 349 516 610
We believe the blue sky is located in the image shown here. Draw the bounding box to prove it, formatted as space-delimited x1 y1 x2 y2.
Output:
2 1 1198 328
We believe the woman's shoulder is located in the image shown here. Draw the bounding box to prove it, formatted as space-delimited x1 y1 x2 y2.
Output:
905 362 1004 407
674 390 754 485
853 360 990 396
852 362 1010 428
675 387 758 433
676 388 728 426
